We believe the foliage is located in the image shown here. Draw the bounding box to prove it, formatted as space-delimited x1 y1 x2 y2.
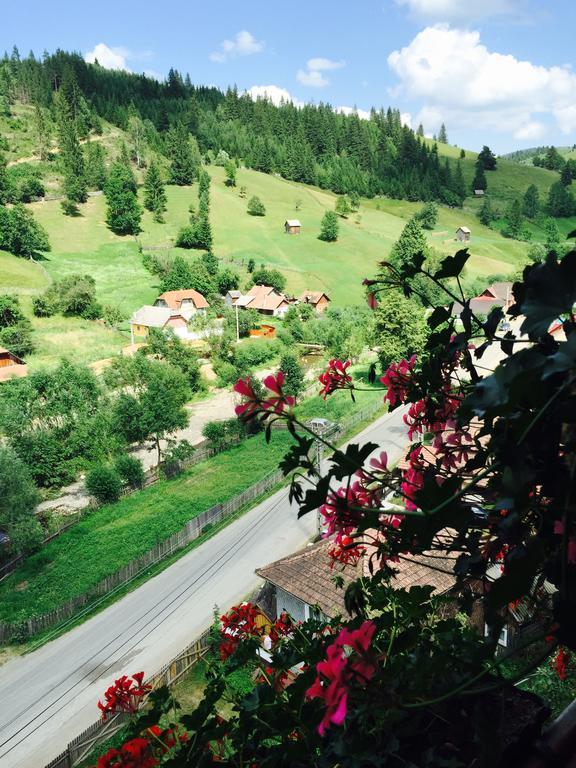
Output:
477 144 497 170
167 122 200 185
0 446 41 558
249 267 286 293
0 294 34 356
547 180 575 217
104 161 142 235
414 201 438 229
224 160 237 187
374 290 429 368
523 184 540 219
86 465 123 504
143 160 167 222
85 140 107 190
319 210 339 242
216 268 240 294
114 454 145 490
201 419 244 450
247 195 266 216
279 351 305 399
0 202 50 257
335 196 350 218
144 328 202 391
34 273 101 319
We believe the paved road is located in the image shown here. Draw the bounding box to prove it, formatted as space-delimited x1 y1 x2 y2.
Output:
0 407 408 768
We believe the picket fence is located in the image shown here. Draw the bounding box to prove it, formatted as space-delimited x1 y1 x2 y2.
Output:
0 398 384 643
44 629 212 768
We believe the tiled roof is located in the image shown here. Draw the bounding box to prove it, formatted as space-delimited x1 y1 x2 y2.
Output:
300 291 330 304
256 537 458 618
241 285 289 311
130 305 173 327
156 289 209 310
285 219 301 227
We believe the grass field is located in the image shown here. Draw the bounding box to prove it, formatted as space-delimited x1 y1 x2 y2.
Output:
2 119 575 368
0 381 383 624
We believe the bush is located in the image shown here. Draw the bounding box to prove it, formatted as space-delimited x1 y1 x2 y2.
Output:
202 419 244 450
102 304 126 327
247 196 266 216
114 454 145 489
0 323 34 357
175 224 199 249
85 465 123 504
80 301 103 320
32 294 57 317
61 199 80 217
319 210 339 242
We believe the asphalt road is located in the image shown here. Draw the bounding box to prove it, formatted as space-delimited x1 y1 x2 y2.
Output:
0 406 408 768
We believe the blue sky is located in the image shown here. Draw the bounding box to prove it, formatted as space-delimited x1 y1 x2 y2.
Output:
3 0 576 152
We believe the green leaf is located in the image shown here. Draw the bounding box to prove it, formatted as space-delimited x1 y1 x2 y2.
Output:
433 249 470 280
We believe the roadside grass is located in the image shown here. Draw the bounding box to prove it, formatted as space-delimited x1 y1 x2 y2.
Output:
0 380 382 626
0 249 50 296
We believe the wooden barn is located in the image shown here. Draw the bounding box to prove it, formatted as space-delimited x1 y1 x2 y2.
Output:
0 347 27 383
284 219 301 235
456 226 471 242
300 291 331 314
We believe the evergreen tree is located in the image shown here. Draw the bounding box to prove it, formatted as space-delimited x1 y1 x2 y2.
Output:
523 184 540 219
85 141 107 190
56 91 87 204
127 114 146 168
104 161 142 235
478 196 494 226
477 145 497 170
548 181 575 217
143 160 167 222
460 148 466 159
375 291 429 370
390 218 429 267
504 198 524 239
279 352 305 400
34 104 50 161
543 217 561 251
452 161 466 205
318 210 339 242
472 161 487 192
167 122 199 185
195 212 213 249
0 152 11 204
438 123 448 144
560 163 572 186
416 123 424 137
414 202 438 230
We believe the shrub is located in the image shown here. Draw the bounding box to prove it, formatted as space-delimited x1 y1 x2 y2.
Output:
32 294 57 317
175 224 199 249
80 301 103 320
85 465 123 504
202 419 243 450
114 454 145 489
319 210 339 242
247 196 266 216
102 304 126 327
0 323 34 357
61 199 79 216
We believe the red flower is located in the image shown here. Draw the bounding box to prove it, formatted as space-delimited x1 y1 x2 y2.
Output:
262 371 295 413
98 673 152 720
234 377 261 418
96 738 158 768
318 359 353 399
367 291 378 310
328 535 365 568
306 621 377 735
381 356 416 407
552 647 571 681
219 602 265 660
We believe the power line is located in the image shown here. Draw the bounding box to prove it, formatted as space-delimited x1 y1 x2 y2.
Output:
0 486 293 759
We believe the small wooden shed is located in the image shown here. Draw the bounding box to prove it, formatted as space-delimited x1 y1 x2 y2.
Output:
284 219 301 235
456 226 471 242
474 189 485 197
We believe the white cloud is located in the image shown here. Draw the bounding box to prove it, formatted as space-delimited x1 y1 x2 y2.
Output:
400 111 412 128
337 106 371 120
297 69 329 87
388 25 576 139
296 57 345 88
394 0 517 22
246 85 302 107
84 43 130 71
514 121 547 141
210 31 264 63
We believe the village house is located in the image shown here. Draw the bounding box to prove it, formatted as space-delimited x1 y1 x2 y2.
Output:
456 226 471 242
0 347 27 383
129 306 189 343
255 538 464 624
225 284 290 317
451 281 513 319
299 291 331 313
154 289 209 315
284 219 301 235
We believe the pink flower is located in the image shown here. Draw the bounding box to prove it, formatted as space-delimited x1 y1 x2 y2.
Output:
369 451 388 472
262 371 295 413
234 377 261 418
306 621 377 735
367 292 378 310
381 356 416 406
319 359 353 399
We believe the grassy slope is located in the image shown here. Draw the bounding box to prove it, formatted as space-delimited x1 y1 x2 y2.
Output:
0 383 382 623
2 114 575 365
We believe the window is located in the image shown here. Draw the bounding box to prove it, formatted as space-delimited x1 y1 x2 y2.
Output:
484 622 508 647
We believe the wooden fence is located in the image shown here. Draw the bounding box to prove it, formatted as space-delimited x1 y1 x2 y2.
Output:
44 629 212 768
0 398 385 642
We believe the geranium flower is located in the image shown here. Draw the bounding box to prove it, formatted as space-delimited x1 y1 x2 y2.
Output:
262 371 295 413
98 673 151 720
381 356 416 406
96 737 158 767
318 359 353 399
234 377 261 418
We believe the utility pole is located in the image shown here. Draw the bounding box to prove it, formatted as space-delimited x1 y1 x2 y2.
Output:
235 303 240 343
311 418 327 538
